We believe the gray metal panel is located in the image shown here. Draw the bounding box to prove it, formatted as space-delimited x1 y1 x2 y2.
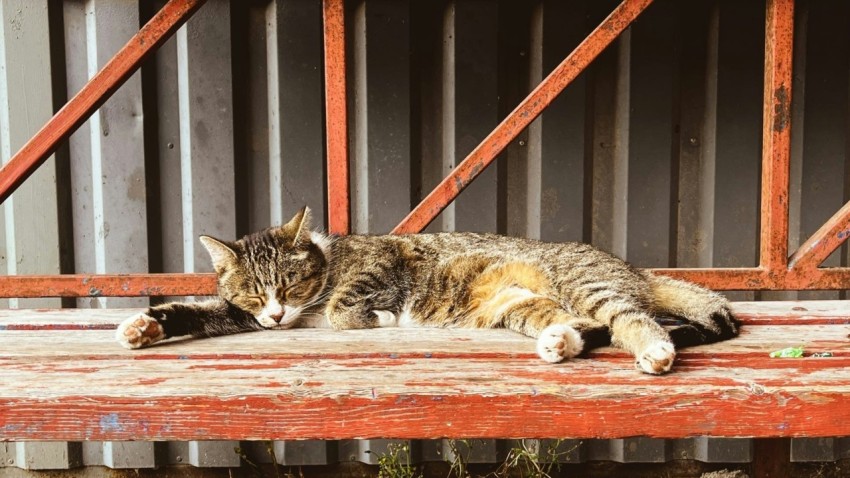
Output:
796 0 848 300
625 4 674 268
589 26 629 258
440 439 498 464
0 0 61 309
102 441 157 469
238 441 274 465
789 437 850 463
63 0 97 309
165 441 189 465
441 0 499 233
149 0 183 284
236 2 272 233
86 0 149 309
176 0 236 272
187 441 240 468
275 440 336 466
418 439 443 462
518 439 586 463
790 438 838 463
270 0 327 229
0 442 14 467
712 0 763 300
81 441 103 466
14 442 81 470
351 0 411 234
611 438 671 463
838 437 850 460
674 1 718 269
694 438 753 463
410 0 445 235
534 0 588 243
339 439 409 465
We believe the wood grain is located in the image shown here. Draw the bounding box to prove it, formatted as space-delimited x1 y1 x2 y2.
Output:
1 301 848 441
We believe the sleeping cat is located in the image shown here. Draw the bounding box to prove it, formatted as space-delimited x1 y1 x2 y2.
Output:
117 207 738 374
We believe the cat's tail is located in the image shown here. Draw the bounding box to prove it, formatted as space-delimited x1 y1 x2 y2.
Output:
642 272 740 347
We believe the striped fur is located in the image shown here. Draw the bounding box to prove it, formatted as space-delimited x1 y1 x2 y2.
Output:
117 207 739 374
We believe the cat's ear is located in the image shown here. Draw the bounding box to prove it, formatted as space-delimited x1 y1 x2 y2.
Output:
199 235 238 273
284 206 313 246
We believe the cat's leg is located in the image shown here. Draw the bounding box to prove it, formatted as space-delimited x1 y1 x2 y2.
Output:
604 308 676 374
323 290 379 330
116 298 262 349
643 272 740 347
495 294 610 363
556 274 677 374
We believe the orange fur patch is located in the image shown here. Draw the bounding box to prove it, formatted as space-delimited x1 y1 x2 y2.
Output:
466 262 553 327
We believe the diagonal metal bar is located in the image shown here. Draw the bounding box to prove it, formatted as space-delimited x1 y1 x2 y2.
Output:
392 0 654 234
758 0 794 271
788 200 850 272
0 0 207 206
323 0 350 235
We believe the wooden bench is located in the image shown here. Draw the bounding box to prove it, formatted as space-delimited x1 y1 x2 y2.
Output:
1 301 848 446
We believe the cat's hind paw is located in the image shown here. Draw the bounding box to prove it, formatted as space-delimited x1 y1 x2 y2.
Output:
116 312 165 349
636 340 676 374
536 324 584 363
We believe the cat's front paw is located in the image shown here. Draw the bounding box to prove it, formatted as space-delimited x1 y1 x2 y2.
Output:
116 312 165 349
636 340 676 374
536 324 583 363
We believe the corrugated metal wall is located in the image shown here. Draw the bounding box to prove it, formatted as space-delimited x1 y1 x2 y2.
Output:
1 0 849 472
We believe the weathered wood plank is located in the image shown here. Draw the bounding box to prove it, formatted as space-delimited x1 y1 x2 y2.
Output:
1 353 849 440
0 301 845 445
0 321 847 361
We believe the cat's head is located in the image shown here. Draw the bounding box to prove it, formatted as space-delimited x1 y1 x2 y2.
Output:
199 207 331 329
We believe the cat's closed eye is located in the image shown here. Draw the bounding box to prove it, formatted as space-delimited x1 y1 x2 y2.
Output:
243 295 265 307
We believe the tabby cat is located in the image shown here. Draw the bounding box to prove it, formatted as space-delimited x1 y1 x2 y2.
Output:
117 207 738 374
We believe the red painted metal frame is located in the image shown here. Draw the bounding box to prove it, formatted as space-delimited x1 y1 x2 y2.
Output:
0 0 849 298
323 0 350 235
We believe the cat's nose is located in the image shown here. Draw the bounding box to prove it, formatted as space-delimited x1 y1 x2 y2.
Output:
270 311 285 323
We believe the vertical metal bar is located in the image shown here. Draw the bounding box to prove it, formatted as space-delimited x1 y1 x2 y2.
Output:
759 0 794 272
0 0 206 206
324 0 350 235
392 0 654 234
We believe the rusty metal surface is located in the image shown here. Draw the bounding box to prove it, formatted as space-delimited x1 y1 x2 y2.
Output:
0 0 207 206
324 0 350 235
391 0 654 234
789 200 850 272
759 0 794 272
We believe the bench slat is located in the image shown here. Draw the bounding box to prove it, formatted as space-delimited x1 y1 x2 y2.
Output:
0 323 846 359
1 354 849 440
1 303 848 441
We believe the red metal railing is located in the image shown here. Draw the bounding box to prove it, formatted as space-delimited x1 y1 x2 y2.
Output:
0 0 848 299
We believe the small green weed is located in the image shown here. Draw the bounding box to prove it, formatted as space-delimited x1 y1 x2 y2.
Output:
376 442 423 478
